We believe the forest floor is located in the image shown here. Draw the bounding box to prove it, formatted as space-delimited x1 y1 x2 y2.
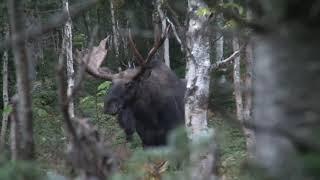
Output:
33 109 246 180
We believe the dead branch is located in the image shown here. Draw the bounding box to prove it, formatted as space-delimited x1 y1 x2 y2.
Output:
211 49 241 70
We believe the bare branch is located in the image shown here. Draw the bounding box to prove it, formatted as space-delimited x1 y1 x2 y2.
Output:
166 17 182 45
211 49 241 70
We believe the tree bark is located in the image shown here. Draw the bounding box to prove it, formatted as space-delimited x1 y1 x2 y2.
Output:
243 9 255 157
232 36 244 121
10 96 20 161
110 0 120 57
63 0 75 118
252 2 320 178
0 28 10 150
215 0 224 62
185 0 217 179
8 0 35 160
156 0 170 68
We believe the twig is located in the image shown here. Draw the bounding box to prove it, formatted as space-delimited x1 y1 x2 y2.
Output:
210 48 242 70
166 17 182 45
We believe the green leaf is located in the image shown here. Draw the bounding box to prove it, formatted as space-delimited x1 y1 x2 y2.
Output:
196 7 211 17
97 81 112 91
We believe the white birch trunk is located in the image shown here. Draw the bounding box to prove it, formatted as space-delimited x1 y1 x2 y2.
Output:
63 0 75 118
110 0 120 57
156 0 170 68
0 29 9 150
215 0 224 62
185 0 217 179
232 36 244 121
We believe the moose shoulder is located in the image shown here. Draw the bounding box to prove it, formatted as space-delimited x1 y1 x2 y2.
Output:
77 27 185 147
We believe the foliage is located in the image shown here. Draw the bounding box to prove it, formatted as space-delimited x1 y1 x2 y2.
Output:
0 155 44 180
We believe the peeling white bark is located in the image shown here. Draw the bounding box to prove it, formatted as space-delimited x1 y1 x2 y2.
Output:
185 0 217 179
63 0 75 118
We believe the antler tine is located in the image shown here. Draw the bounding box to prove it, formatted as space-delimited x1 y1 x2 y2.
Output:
76 35 120 81
128 29 145 65
145 24 171 63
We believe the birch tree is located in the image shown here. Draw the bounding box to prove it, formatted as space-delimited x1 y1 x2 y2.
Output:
0 27 9 150
215 0 224 63
110 0 120 57
250 1 320 178
62 0 75 118
232 36 244 123
8 0 35 160
185 0 217 179
156 0 170 68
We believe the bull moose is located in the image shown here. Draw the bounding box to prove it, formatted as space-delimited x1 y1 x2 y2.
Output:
77 26 185 147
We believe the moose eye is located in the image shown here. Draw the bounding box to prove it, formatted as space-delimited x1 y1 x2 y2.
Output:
125 82 134 89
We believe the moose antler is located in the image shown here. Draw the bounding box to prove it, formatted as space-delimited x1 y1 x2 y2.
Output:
128 24 171 66
76 25 171 82
75 36 141 81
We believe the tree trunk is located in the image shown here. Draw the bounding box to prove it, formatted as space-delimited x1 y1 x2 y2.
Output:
243 9 255 157
8 0 35 160
63 0 75 118
110 0 120 57
185 0 217 179
232 36 244 121
252 3 320 178
10 96 20 161
0 28 10 150
156 0 170 68
215 0 224 62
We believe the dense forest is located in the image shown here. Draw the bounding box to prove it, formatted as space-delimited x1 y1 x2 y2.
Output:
0 0 320 180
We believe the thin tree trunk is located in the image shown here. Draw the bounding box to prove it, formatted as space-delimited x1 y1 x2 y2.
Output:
243 9 255 157
63 0 75 118
0 28 10 150
156 0 170 68
232 36 244 121
215 0 224 62
185 0 218 179
8 0 34 160
110 0 120 57
10 96 20 161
